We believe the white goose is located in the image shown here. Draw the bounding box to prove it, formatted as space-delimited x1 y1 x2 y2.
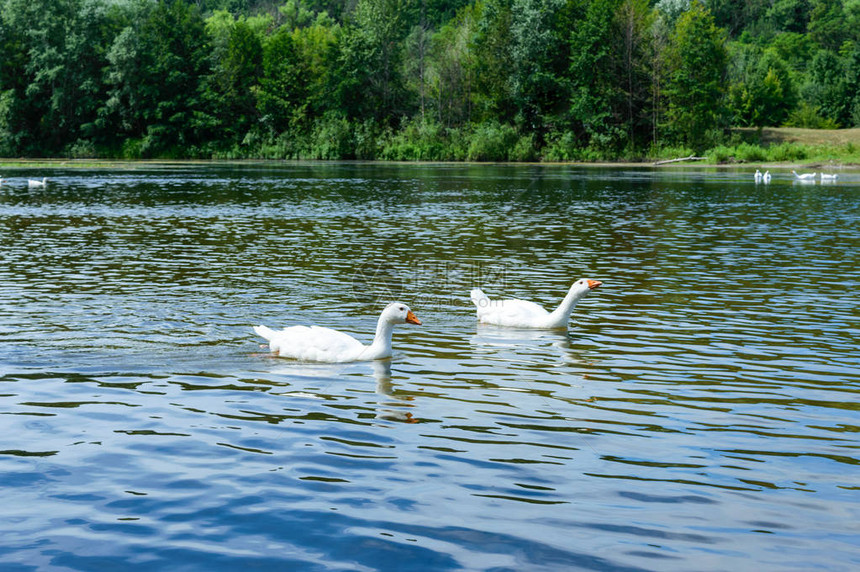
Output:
791 170 816 181
754 169 763 183
470 279 602 329
28 177 47 188
253 302 421 362
820 173 838 181
763 170 771 184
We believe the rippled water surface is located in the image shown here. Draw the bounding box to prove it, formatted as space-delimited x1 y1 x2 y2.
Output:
1 163 859 570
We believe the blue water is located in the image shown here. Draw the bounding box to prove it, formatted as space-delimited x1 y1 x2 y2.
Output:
1 163 858 570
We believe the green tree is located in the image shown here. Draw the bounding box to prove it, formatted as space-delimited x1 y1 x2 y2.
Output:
616 0 656 147
257 10 339 138
507 0 567 135
471 0 515 122
770 31 817 71
568 0 623 148
426 2 479 127
764 0 811 35
203 11 265 146
844 41 860 125
103 0 210 156
335 0 416 122
728 46 795 126
663 0 728 146
257 26 307 136
0 0 118 154
802 48 847 125
293 16 340 118
705 0 769 37
402 7 432 122
809 0 850 51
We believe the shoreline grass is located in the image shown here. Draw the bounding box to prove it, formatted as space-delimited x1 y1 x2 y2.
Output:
2 128 859 170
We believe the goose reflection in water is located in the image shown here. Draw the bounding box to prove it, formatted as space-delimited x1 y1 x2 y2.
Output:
371 359 416 423
792 178 817 186
263 359 417 423
470 324 588 368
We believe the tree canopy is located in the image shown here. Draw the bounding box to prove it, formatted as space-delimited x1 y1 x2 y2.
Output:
0 0 858 160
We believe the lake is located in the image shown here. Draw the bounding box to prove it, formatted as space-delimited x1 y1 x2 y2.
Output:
1 163 858 571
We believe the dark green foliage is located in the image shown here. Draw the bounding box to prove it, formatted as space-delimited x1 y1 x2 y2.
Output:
803 48 848 125
203 12 264 146
663 1 729 148
0 0 119 154
100 0 211 157
728 45 796 126
765 0 811 35
568 0 623 147
0 0 858 160
257 26 307 134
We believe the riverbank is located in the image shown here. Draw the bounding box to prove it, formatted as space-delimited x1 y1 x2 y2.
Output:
1 128 859 169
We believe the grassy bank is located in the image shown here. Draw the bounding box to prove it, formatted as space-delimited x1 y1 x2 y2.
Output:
702 127 860 166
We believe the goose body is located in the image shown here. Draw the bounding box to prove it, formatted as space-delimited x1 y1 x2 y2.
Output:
470 279 602 329
28 177 47 188
820 173 838 181
791 170 816 180
754 169 762 183
762 170 771 184
254 302 421 362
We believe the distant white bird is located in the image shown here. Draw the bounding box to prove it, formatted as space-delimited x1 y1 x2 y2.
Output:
754 169 763 183
28 177 47 188
820 173 838 181
791 170 816 181
763 170 771 184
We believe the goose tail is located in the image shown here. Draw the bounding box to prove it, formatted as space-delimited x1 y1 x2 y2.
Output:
253 325 276 341
470 288 489 308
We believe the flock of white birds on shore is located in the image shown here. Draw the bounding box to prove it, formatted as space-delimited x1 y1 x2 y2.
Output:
753 169 839 184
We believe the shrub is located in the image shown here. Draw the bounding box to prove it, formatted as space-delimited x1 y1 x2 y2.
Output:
508 134 539 162
647 145 696 161
308 113 353 160
734 142 768 162
708 145 734 163
121 138 144 159
66 139 97 159
784 102 840 129
466 121 518 161
766 142 807 162
542 132 579 162
378 118 448 161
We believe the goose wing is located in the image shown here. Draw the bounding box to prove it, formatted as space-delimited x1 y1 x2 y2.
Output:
259 325 366 362
477 298 550 326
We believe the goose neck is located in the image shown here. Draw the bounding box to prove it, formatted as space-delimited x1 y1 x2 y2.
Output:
368 315 396 356
548 286 587 323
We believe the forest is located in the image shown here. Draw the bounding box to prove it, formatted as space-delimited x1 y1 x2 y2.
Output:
0 0 859 162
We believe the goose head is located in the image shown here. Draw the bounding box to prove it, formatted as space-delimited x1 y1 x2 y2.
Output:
570 278 602 295
382 302 422 325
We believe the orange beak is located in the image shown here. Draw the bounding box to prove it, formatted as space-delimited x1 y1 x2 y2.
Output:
586 280 602 289
405 310 421 325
